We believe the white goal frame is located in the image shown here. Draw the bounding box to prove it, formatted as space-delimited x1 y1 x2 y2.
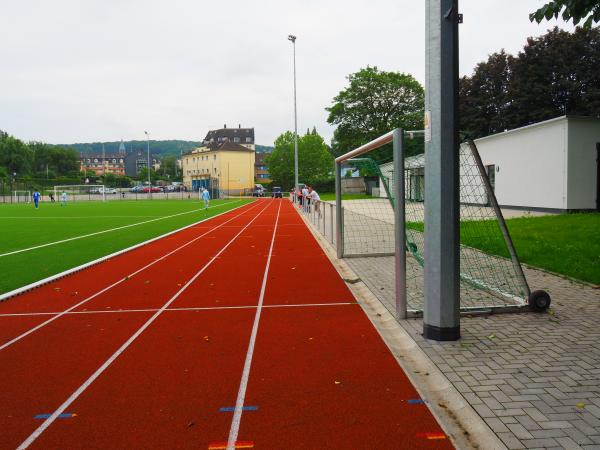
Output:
13 190 31 203
53 185 106 202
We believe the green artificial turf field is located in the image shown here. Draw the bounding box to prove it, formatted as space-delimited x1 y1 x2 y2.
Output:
0 198 252 294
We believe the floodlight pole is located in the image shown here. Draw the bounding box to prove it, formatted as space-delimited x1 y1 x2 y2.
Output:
145 131 151 198
423 0 460 341
288 34 299 190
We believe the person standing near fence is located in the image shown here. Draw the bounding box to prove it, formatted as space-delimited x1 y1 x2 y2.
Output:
308 185 321 218
201 187 210 210
301 185 309 211
32 190 41 209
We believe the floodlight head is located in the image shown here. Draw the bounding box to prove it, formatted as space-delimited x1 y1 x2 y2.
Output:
288 34 296 42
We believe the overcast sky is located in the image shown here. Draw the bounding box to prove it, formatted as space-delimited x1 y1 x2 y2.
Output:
0 0 574 147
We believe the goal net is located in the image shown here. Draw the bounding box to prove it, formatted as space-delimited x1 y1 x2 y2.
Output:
53 185 105 202
335 132 532 316
13 191 31 203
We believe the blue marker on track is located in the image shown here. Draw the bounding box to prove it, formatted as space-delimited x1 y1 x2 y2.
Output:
407 399 425 404
219 406 258 412
34 413 76 419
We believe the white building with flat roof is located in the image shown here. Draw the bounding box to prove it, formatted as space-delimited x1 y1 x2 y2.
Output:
381 116 600 212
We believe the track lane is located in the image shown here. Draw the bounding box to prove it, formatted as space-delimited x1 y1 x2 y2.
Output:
20 200 281 449
0 201 272 449
232 200 454 449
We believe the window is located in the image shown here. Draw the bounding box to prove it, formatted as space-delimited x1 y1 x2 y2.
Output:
112 159 116 163
234 137 240 143
246 137 252 142
94 159 98 163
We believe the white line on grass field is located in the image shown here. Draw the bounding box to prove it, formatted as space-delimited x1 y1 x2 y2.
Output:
16 200 275 450
0 201 263 351
0 215 164 219
227 200 282 450
0 302 356 317
0 200 242 258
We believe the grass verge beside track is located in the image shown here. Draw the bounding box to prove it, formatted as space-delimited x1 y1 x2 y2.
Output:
0 199 252 293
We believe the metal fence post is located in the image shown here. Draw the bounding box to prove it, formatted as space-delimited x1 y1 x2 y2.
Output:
424 0 460 340
393 129 407 319
335 161 344 258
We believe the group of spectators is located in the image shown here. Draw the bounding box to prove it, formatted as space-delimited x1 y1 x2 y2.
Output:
292 184 321 217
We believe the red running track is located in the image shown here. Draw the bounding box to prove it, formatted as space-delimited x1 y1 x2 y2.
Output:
0 199 454 449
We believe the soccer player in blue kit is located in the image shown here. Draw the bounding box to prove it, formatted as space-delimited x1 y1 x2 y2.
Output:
33 190 41 209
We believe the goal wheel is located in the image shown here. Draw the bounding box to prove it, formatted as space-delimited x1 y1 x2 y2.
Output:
528 290 551 312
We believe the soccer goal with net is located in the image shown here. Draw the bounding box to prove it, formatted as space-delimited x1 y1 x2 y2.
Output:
332 128 551 319
13 191 31 203
53 185 105 202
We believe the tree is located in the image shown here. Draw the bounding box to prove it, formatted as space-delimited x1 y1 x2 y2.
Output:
459 50 515 138
510 27 600 127
160 155 178 179
460 27 600 138
137 167 158 183
530 0 600 28
326 66 425 160
267 130 334 190
0 133 32 176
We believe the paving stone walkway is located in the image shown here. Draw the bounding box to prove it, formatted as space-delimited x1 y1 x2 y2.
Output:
356 257 600 449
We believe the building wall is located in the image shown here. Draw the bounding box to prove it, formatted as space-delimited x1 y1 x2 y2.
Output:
182 149 255 192
475 117 569 210
566 117 600 210
218 151 255 191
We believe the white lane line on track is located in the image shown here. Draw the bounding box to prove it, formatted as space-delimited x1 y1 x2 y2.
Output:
16 199 275 450
0 302 356 317
227 200 282 450
0 201 263 352
0 200 242 258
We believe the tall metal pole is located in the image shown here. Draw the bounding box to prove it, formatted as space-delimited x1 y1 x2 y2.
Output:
145 131 151 198
288 34 299 189
423 0 460 341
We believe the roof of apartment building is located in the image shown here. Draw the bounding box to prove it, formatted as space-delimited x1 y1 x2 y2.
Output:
203 124 254 145
205 141 254 152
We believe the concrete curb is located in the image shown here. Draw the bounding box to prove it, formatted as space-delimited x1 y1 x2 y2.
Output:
296 205 507 450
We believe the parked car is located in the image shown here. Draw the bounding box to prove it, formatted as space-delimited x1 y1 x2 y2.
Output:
99 187 117 195
253 184 265 197
272 187 282 198
129 185 144 193
142 186 161 193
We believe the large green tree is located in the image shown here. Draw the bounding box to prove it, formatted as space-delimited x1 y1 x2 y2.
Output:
510 27 600 127
0 132 32 176
530 0 600 28
459 50 514 138
267 130 334 190
460 27 600 139
326 66 425 160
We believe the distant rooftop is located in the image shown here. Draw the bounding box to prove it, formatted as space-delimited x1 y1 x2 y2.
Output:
203 124 254 145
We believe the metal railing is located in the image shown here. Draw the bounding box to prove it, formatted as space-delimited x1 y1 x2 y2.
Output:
290 193 337 246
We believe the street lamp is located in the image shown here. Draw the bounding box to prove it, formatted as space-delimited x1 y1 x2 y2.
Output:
288 34 299 190
144 131 151 196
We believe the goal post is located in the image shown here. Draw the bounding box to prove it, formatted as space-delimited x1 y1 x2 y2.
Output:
53 185 105 202
13 191 31 203
333 128 547 322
